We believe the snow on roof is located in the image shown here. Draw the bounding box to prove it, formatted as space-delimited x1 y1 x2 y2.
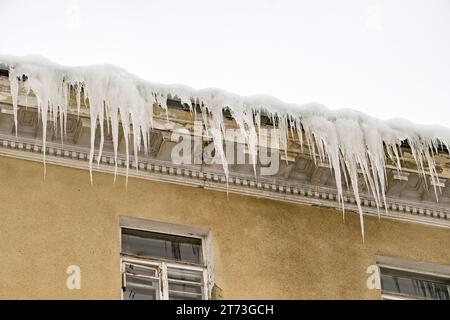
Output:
1 54 449 240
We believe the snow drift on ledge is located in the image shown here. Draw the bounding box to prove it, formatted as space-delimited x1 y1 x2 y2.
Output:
1 54 449 240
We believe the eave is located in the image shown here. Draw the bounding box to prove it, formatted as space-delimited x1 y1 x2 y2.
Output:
0 75 449 230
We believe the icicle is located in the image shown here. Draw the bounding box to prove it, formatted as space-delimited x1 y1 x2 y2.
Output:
110 104 120 182
76 83 81 119
3 54 450 241
230 104 258 178
8 67 19 137
96 102 105 166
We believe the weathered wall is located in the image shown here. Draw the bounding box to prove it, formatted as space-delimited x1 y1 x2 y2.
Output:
0 155 449 299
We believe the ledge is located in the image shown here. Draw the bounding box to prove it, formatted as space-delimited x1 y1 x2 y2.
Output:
0 131 448 230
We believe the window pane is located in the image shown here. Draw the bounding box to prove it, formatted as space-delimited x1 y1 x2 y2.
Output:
124 263 157 278
123 274 160 300
168 267 203 282
380 268 450 300
121 228 202 264
168 267 203 300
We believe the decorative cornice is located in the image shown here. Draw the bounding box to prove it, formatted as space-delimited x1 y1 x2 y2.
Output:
0 130 448 230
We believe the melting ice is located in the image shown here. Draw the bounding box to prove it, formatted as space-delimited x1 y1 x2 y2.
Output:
1 54 449 240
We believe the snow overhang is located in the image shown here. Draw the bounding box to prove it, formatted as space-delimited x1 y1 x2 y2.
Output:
1 55 450 238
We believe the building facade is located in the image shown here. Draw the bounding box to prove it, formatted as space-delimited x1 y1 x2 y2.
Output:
0 70 449 300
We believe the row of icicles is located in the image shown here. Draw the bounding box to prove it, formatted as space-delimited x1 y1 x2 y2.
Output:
4 58 448 241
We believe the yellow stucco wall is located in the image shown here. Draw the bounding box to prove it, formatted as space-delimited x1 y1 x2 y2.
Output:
0 155 449 299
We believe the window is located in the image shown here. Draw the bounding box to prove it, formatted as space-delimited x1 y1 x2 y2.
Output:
120 217 213 300
122 228 203 264
377 256 450 300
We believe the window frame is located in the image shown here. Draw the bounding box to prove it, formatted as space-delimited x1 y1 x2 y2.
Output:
376 255 450 300
119 216 213 300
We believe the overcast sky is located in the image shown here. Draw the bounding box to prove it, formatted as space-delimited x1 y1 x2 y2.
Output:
0 0 449 127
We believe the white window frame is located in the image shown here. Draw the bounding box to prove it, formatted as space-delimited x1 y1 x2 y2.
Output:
376 255 450 300
120 216 214 300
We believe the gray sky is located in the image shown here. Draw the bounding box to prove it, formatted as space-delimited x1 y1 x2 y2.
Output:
1 0 449 127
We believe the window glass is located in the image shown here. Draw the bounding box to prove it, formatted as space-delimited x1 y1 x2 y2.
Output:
168 267 203 300
121 228 203 264
123 274 160 300
124 262 157 277
380 268 450 300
